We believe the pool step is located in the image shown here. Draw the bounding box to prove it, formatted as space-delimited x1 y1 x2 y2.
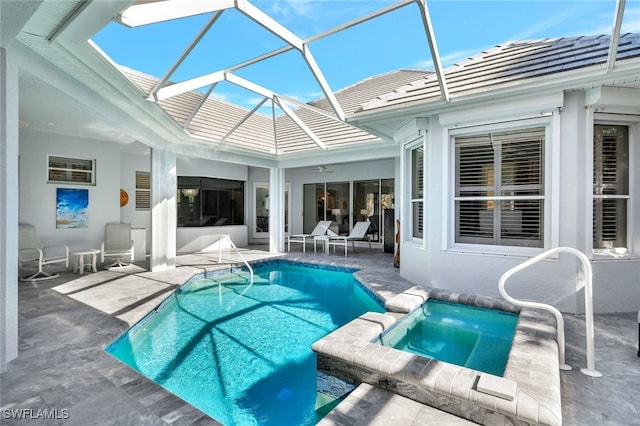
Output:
465 334 512 375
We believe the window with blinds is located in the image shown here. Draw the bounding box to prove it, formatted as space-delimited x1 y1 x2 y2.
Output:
454 128 544 247
136 171 151 210
48 156 95 185
411 145 424 239
593 125 628 250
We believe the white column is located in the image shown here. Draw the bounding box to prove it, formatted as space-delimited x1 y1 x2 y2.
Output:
268 167 285 253
150 147 177 271
0 47 19 372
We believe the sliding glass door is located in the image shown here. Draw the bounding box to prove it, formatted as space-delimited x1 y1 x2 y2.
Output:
303 179 395 244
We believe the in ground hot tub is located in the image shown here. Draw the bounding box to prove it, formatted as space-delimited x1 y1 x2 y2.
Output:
377 299 518 376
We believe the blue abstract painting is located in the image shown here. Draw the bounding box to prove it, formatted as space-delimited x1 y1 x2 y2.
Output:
56 188 89 229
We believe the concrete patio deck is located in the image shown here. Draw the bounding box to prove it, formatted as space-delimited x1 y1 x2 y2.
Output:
1 246 638 425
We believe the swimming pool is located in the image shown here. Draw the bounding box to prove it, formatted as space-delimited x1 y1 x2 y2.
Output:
377 300 518 376
106 261 384 425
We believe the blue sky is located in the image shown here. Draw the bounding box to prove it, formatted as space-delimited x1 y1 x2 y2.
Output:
92 0 640 111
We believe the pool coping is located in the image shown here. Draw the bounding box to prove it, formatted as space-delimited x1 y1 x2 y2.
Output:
311 285 562 426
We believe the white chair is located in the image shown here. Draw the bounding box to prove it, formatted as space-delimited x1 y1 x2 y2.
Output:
18 224 69 281
287 220 332 253
101 223 134 268
327 221 372 257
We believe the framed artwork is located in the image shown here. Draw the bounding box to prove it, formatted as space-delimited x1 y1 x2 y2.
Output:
56 188 89 229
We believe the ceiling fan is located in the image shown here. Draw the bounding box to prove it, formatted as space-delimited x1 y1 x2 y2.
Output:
313 165 333 173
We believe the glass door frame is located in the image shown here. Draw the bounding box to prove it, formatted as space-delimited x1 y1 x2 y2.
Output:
252 182 291 239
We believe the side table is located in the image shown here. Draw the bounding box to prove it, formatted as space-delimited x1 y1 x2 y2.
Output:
72 249 101 274
313 236 330 254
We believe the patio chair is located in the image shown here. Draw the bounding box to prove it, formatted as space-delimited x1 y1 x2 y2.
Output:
287 220 332 253
18 224 69 281
326 221 372 257
101 223 134 268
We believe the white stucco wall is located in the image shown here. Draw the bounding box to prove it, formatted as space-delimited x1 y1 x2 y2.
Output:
398 89 640 314
19 129 121 253
120 151 151 252
19 130 255 259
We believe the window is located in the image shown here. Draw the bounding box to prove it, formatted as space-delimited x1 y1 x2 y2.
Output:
177 177 244 227
48 156 95 185
136 171 150 210
593 125 629 250
411 145 424 239
454 128 544 248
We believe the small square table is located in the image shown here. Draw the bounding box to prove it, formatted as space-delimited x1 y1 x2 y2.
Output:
313 236 331 254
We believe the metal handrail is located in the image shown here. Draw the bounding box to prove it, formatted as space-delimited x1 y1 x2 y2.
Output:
217 235 254 285
498 247 602 377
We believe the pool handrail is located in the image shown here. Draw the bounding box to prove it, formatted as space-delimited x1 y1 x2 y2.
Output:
498 246 602 377
217 235 254 285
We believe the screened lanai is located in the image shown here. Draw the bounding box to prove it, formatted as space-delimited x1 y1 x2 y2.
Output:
2 0 640 380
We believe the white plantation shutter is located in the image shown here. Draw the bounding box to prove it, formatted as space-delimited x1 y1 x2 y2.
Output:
136 171 151 209
593 125 629 249
411 145 424 239
455 128 544 247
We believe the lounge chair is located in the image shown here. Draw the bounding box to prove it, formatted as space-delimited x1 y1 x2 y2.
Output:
18 224 69 281
287 220 332 253
101 223 134 268
326 221 372 257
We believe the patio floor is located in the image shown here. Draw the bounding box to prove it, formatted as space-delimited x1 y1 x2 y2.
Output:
1 245 638 425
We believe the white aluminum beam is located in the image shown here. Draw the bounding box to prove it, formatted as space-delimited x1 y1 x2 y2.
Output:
415 0 450 102
117 0 235 27
154 70 225 101
275 98 327 150
149 0 418 119
273 93 345 123
300 47 345 120
151 11 224 98
236 0 344 120
221 97 269 142
606 0 626 71
236 0 303 50
272 99 279 154
225 73 327 149
225 72 275 99
222 0 415 74
182 83 217 129
226 73 325 150
306 0 415 43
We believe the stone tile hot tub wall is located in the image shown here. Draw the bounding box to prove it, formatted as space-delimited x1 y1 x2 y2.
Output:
312 286 563 425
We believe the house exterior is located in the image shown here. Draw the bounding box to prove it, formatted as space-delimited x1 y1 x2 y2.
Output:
349 34 640 315
1 0 639 374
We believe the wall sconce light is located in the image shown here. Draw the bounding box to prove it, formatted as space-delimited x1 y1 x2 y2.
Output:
181 188 199 198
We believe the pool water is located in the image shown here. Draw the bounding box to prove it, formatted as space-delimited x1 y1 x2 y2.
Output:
106 261 384 425
378 300 518 376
